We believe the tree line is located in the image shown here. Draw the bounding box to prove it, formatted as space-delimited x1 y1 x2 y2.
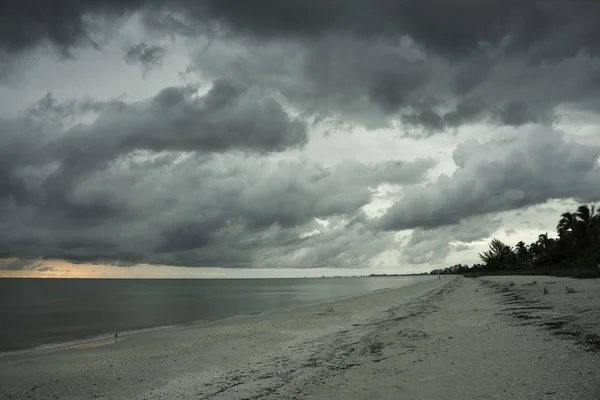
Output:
440 205 600 277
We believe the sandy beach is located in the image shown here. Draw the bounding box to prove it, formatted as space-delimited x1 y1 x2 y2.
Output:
1 276 599 399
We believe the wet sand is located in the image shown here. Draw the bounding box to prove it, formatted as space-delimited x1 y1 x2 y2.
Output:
1 276 598 399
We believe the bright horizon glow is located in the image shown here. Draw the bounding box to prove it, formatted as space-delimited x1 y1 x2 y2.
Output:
0 258 429 279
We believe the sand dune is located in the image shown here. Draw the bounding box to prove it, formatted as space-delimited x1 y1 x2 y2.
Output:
1 277 598 399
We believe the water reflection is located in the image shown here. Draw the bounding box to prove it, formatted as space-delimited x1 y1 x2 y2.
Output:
0 276 430 351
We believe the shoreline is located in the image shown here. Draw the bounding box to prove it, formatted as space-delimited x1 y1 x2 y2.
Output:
1 276 599 399
0 278 432 356
0 276 432 354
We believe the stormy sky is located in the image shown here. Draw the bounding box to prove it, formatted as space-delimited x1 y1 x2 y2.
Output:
1 1 600 275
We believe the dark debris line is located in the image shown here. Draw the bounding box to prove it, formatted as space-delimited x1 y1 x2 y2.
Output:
479 280 600 353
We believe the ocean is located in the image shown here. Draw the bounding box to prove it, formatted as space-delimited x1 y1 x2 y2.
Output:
0 276 429 352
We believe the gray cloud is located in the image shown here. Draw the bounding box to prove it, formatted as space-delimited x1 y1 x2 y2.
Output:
137 1 600 66
4 1 600 271
0 79 330 266
27 93 109 124
0 51 20 82
189 33 600 133
4 1 600 60
3 2 600 130
252 215 394 269
402 109 446 135
453 244 472 252
0 1 142 56
34 266 55 272
401 215 503 265
160 1 600 129
0 80 307 239
124 42 165 72
0 259 38 271
375 127 600 232
0 153 431 266
0 90 434 265
31 80 307 170
0 259 55 272
190 37 442 128
504 228 517 236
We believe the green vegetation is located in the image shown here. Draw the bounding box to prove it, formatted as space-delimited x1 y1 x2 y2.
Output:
436 204 600 278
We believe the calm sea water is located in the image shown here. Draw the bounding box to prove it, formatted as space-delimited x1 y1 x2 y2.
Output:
0 276 428 352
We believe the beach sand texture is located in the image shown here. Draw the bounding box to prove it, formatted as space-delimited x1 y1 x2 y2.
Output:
1 276 598 399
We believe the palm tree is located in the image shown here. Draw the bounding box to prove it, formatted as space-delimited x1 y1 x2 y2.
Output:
538 233 552 257
557 211 577 239
479 238 516 270
575 205 597 224
529 241 541 263
574 205 599 246
515 241 528 268
478 204 599 274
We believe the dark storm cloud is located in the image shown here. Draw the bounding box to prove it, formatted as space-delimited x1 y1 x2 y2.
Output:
5 1 600 269
190 32 600 132
152 0 600 61
0 79 315 265
141 155 432 266
0 0 145 56
0 153 432 266
0 80 307 234
181 1 600 130
3 1 600 128
0 52 20 82
124 42 165 72
4 1 600 59
375 127 600 232
0 90 434 265
402 110 446 134
38 80 307 172
190 37 438 128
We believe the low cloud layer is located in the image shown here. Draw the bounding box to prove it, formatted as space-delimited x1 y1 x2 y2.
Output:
375 127 600 231
0 150 431 266
401 216 504 265
0 89 434 265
